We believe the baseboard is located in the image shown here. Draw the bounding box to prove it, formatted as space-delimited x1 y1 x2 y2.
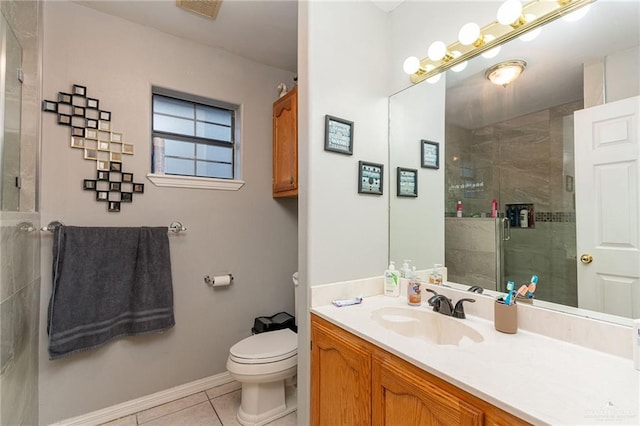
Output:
49 371 234 426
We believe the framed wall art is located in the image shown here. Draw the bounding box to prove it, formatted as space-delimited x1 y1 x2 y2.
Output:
397 167 418 197
421 140 440 169
324 115 354 155
358 160 383 195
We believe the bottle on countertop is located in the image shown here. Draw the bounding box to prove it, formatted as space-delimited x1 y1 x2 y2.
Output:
384 261 400 297
400 260 412 279
407 267 422 306
429 263 443 285
491 199 498 218
456 200 463 218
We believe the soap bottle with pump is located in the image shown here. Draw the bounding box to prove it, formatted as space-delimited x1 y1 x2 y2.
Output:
429 263 443 285
407 267 422 306
400 260 412 279
384 261 399 297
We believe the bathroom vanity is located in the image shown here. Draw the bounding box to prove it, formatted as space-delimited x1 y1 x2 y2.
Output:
310 286 639 425
311 314 527 425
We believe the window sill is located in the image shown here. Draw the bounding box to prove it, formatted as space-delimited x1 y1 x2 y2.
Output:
146 173 245 191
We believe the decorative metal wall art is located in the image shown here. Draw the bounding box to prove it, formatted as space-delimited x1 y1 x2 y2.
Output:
42 84 143 213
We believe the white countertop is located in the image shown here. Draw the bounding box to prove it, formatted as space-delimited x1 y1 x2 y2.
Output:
312 294 640 425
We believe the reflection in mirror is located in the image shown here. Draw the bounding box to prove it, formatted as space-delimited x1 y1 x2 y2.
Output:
0 13 23 211
389 1 639 323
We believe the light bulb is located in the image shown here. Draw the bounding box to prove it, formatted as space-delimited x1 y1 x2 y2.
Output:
458 22 481 46
450 51 468 73
519 15 542 41
428 41 447 61
425 65 441 84
563 4 591 22
403 56 421 74
497 0 523 26
480 35 501 59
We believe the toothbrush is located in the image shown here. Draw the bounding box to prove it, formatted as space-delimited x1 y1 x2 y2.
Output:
504 281 515 305
527 275 538 298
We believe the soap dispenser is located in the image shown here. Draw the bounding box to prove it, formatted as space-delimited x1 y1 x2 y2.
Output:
384 261 400 297
429 264 443 285
407 267 422 306
400 260 412 278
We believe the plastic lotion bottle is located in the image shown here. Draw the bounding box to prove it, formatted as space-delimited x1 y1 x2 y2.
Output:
400 260 412 278
407 267 422 306
384 261 400 297
429 264 443 285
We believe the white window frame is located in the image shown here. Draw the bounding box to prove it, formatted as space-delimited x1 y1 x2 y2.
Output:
146 86 244 191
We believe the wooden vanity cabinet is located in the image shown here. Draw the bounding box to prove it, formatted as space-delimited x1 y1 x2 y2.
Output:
272 86 297 198
311 314 529 426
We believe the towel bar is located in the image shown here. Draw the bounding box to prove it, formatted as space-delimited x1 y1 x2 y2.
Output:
40 220 187 233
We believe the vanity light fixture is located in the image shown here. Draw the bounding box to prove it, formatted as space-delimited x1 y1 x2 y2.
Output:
485 60 527 87
403 0 594 84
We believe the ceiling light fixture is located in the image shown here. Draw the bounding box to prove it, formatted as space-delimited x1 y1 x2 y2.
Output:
485 60 527 87
402 0 593 84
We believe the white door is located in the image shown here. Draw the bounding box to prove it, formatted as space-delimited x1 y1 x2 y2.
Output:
575 96 640 318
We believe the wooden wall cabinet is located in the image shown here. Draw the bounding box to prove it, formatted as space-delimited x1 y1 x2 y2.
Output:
272 87 298 198
311 314 529 426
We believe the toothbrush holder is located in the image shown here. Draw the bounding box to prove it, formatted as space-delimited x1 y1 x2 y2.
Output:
494 300 518 334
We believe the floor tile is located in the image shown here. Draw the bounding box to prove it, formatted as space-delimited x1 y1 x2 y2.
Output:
141 402 221 426
210 389 242 426
100 414 137 426
205 380 242 400
137 392 208 424
265 412 297 426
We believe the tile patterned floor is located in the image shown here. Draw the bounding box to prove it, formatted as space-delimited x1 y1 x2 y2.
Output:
100 381 297 426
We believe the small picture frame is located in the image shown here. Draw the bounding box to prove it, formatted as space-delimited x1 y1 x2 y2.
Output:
98 140 110 151
97 160 110 171
84 149 97 160
97 170 110 181
99 121 111 131
58 92 72 104
111 132 122 143
108 201 121 212
73 84 87 97
86 98 99 109
121 192 133 203
99 110 111 121
71 127 84 137
110 162 122 172
122 144 134 155
358 161 383 195
86 118 98 129
71 136 85 149
110 152 122 162
133 183 145 193
83 179 96 190
96 191 109 201
122 172 133 183
397 167 418 197
85 129 98 139
324 115 354 155
421 140 440 169
109 181 121 192
57 114 72 126
42 100 58 112
73 106 85 117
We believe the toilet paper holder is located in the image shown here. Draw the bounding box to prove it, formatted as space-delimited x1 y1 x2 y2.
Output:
204 274 234 287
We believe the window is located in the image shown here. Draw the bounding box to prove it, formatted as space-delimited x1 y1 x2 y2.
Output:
152 88 239 180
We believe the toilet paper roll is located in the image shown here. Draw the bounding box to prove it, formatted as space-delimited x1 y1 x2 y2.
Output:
209 274 232 287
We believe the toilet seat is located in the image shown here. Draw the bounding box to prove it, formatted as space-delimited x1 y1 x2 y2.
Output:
229 328 297 365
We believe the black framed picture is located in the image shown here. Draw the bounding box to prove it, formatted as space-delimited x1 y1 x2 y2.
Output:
58 92 72 104
122 173 133 183
73 84 87 97
133 183 145 193
86 98 99 109
121 192 133 203
42 100 58 112
110 162 122 172
57 114 71 126
83 179 96 190
358 161 383 195
324 115 354 155
99 110 111 121
397 167 418 197
421 140 440 169
109 182 121 192
97 170 109 181
108 201 121 212
96 191 108 201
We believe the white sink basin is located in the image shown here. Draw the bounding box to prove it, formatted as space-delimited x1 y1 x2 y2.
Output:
371 306 484 346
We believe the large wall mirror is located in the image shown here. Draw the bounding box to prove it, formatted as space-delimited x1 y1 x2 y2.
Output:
389 0 639 324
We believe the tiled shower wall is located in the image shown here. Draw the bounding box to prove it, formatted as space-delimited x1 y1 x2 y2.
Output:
445 101 581 306
0 1 41 425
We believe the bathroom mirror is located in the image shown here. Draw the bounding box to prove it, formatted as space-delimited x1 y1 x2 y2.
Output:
389 0 639 323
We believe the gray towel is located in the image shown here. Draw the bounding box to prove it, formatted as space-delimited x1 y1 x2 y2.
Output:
47 226 175 360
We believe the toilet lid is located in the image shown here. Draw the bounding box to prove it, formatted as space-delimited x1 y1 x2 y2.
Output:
230 329 297 364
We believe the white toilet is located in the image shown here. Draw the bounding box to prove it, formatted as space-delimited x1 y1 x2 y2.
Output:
226 274 299 426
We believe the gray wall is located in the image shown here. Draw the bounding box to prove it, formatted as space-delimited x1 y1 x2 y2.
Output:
39 2 297 424
0 0 41 425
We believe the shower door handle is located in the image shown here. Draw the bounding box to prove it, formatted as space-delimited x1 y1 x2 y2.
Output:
502 218 511 241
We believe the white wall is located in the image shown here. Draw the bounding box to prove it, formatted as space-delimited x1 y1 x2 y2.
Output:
297 0 391 423
38 2 297 424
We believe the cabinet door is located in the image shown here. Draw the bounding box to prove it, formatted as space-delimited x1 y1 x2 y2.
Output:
311 318 372 426
272 88 297 197
373 355 483 426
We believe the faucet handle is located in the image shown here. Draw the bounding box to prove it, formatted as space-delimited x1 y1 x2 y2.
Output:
453 298 476 319
425 288 438 300
468 286 484 294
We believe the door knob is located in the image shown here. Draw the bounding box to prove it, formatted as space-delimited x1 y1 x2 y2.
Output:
580 254 594 264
